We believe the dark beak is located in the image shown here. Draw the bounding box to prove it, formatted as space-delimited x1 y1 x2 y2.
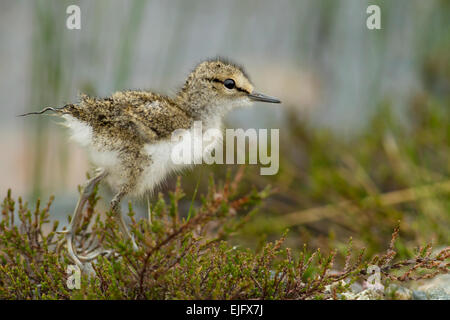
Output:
248 92 281 104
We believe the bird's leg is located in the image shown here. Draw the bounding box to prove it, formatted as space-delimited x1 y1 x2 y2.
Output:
110 189 139 251
58 169 108 267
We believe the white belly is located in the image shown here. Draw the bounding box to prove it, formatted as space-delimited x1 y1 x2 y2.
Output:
63 115 221 196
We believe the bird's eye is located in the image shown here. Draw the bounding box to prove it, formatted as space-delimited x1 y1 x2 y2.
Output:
223 79 235 89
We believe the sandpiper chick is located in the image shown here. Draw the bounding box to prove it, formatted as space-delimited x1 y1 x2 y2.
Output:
21 58 281 267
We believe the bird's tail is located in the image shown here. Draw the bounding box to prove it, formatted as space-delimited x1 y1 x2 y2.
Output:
17 104 72 117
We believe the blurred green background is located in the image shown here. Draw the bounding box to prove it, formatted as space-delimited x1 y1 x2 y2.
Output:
0 0 449 258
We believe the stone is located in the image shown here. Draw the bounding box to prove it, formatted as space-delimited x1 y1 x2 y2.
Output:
385 284 412 300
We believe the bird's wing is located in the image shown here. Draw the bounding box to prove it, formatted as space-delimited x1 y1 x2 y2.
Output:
125 100 193 141
65 92 192 144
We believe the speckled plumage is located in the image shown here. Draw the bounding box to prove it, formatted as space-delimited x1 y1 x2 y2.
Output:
68 91 192 144
62 90 194 196
21 58 280 266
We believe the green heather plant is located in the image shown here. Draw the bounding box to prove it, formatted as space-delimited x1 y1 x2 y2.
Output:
0 170 448 299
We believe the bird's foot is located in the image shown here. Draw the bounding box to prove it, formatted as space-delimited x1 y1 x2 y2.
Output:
130 236 139 252
57 228 112 274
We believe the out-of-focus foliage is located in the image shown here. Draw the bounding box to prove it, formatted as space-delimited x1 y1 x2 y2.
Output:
231 97 450 260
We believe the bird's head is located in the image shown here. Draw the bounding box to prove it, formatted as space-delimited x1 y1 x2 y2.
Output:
177 58 281 117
